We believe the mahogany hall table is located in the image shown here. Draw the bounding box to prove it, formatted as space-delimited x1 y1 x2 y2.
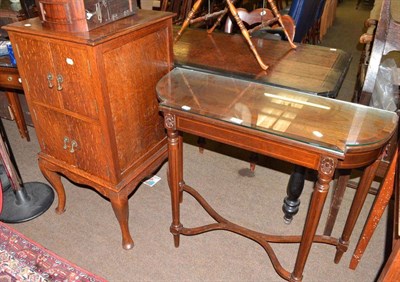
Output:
157 68 397 281
173 27 352 222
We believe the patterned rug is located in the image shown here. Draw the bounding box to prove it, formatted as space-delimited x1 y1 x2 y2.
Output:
0 222 107 281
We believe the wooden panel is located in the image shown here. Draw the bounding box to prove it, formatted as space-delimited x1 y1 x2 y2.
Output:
13 34 98 119
103 26 170 172
11 35 61 108
67 115 110 181
31 105 73 165
32 104 109 181
51 43 98 120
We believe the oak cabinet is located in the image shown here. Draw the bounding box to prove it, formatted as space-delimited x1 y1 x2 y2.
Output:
5 9 174 249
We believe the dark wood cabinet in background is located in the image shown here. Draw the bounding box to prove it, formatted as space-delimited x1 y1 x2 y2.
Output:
5 9 174 249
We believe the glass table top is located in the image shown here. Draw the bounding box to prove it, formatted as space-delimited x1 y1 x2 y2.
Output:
157 68 398 155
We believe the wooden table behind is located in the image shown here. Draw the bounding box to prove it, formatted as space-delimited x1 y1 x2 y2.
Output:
174 27 351 98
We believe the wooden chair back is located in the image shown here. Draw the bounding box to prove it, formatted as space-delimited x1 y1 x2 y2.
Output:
224 7 295 41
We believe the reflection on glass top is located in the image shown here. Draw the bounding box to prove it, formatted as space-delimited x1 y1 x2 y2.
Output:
157 68 398 155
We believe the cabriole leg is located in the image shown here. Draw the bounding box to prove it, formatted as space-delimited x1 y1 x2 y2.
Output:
110 195 134 250
38 159 65 214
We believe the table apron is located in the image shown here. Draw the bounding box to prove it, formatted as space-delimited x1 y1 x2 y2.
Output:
162 110 386 171
0 67 22 91
168 111 339 170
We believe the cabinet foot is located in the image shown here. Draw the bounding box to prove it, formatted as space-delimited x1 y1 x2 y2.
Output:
111 196 134 250
38 159 66 214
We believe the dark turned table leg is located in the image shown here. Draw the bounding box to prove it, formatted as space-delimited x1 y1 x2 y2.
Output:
283 165 307 224
197 137 206 153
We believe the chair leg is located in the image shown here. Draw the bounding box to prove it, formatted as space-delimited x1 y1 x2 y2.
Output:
226 0 268 70
349 148 398 270
323 169 351 236
334 157 381 264
249 152 258 172
197 137 206 153
175 0 204 42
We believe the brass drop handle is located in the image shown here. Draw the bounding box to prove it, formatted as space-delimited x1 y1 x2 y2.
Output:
57 74 63 91
47 73 54 88
70 140 78 153
63 136 69 150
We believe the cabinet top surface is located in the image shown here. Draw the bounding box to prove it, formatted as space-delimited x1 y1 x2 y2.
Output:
157 68 398 156
3 9 174 45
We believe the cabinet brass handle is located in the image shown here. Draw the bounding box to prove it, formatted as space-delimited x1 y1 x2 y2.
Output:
63 136 69 149
47 73 54 88
57 74 63 91
70 140 78 153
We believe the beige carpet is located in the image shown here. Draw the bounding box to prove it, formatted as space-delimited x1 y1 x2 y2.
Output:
1 0 390 281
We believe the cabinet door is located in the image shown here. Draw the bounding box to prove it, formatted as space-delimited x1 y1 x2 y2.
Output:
66 116 111 181
51 44 98 120
32 105 74 165
13 35 98 120
33 105 110 181
12 36 61 108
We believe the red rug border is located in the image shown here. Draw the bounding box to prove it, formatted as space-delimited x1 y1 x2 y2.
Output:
0 221 107 281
